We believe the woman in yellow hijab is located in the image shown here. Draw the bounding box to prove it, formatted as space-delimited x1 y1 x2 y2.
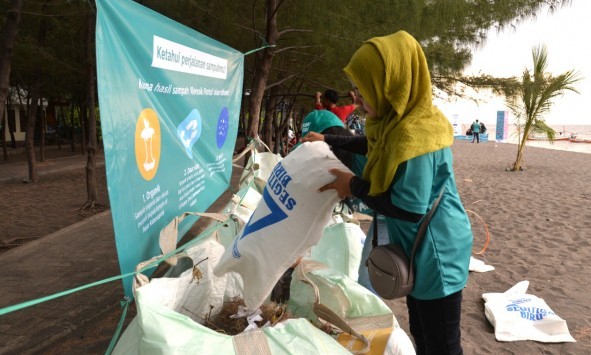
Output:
303 31 473 354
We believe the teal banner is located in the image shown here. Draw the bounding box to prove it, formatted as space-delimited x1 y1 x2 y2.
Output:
96 0 243 296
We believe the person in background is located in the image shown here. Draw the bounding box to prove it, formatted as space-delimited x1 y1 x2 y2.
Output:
298 110 355 175
314 89 359 124
479 121 487 135
471 119 481 143
303 30 473 355
348 115 364 135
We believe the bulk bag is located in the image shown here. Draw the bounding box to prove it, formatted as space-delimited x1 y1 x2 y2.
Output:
234 139 282 194
288 260 416 355
288 260 393 327
308 218 365 281
213 141 352 309
113 238 350 354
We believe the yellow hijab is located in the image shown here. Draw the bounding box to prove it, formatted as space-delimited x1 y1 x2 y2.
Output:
343 31 453 196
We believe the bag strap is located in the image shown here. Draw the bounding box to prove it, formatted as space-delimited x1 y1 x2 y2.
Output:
232 330 273 355
372 211 378 248
407 187 445 283
158 212 229 268
369 186 445 285
132 211 232 295
232 138 274 163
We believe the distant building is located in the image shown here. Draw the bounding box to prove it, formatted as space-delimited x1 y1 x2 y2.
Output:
1 87 51 145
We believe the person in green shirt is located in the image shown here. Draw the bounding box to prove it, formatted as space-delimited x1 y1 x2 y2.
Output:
303 31 473 355
471 119 481 143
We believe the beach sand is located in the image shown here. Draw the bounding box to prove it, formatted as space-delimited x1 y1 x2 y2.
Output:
3 140 591 353
0 150 110 251
386 140 591 354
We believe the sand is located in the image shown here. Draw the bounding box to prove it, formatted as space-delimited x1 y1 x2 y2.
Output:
3 140 591 353
0 149 109 252
386 140 591 354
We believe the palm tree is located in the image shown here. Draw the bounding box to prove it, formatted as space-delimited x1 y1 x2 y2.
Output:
506 45 581 171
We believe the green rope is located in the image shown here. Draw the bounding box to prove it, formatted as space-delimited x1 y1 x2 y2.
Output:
105 297 131 355
243 44 275 56
0 271 138 317
0 215 230 317
0 156 262 347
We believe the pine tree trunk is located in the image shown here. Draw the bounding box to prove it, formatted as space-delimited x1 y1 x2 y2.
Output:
0 0 24 155
2 113 7 160
246 0 278 142
263 94 276 149
82 11 97 211
24 80 41 182
69 101 76 152
39 101 45 162
57 104 63 150
25 0 51 180
7 111 16 148
80 101 87 154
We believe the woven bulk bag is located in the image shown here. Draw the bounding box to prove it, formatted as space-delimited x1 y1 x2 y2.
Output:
113 236 351 355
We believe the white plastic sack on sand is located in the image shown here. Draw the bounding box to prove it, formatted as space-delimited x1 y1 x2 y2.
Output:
482 280 576 343
469 256 495 272
214 141 352 309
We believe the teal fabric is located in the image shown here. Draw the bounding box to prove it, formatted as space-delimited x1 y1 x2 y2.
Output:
471 121 481 133
385 147 473 300
96 0 244 297
300 110 345 138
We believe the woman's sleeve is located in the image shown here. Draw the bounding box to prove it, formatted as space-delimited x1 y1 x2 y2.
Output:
324 134 368 155
349 176 423 223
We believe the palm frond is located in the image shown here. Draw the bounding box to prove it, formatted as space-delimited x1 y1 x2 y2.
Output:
507 43 581 170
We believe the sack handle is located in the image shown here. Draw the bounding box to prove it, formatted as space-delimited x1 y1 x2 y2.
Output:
232 138 273 163
132 211 231 294
297 262 371 354
371 186 446 286
158 212 229 267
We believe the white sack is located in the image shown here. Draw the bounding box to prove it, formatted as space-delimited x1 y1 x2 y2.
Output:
482 281 576 343
213 141 351 309
469 256 495 273
238 144 282 194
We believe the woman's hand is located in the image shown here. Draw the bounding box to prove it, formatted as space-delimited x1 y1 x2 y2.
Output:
301 132 324 143
319 169 354 199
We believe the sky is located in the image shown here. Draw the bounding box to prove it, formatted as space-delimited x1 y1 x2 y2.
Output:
436 0 591 126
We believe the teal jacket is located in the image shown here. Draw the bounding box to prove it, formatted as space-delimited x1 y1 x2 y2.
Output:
385 148 473 300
